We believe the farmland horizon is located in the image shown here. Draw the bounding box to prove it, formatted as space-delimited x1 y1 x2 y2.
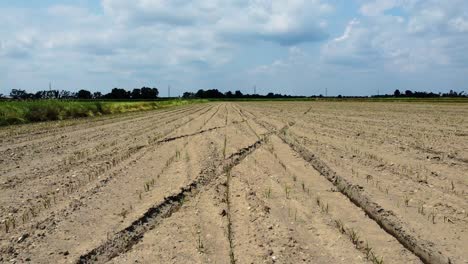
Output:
2 86 467 100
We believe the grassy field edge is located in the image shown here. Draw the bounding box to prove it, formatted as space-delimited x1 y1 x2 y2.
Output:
0 99 208 126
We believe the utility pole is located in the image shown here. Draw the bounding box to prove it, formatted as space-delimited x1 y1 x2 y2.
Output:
168 85 171 98
49 82 52 91
325 88 328 97
254 85 256 95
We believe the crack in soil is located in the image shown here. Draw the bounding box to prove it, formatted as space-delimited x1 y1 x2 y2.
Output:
77 134 269 264
226 171 236 264
156 119 248 144
224 133 236 264
157 125 225 143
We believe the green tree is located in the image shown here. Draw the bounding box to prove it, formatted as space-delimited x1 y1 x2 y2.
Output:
77 89 92 99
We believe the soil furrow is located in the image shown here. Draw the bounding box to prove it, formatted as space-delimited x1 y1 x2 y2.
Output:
77 133 269 264
0 105 209 186
0 104 214 236
1 101 465 264
277 127 453 264
0 104 204 150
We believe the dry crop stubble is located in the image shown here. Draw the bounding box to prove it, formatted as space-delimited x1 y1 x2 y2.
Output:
1 101 466 264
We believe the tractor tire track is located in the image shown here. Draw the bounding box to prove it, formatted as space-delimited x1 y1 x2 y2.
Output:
277 128 453 264
245 110 454 264
77 134 270 264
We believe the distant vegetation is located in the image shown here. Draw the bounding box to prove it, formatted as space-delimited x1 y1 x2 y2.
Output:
5 87 159 100
0 87 466 101
375 89 467 98
182 89 306 99
0 99 205 126
0 86 466 126
184 88 467 99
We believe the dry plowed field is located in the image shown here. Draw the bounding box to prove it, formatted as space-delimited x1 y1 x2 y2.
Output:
1 102 467 264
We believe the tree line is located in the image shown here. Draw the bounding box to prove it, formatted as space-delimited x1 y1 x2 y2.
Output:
182 89 304 99
3 87 159 100
1 87 466 100
1 88 301 100
373 89 467 98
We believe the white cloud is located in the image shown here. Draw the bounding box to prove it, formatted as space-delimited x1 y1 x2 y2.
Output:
250 46 307 75
334 19 359 42
1 0 467 95
102 0 214 26
407 7 446 34
360 0 400 16
449 17 468 33
0 0 332 77
103 0 332 45
360 0 420 16
322 0 468 72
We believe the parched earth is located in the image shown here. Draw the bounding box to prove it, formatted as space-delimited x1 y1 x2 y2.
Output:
0 102 467 264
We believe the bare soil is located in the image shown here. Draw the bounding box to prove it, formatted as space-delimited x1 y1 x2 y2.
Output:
0 102 466 263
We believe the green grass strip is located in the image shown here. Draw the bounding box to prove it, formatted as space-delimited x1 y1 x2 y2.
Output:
0 99 207 126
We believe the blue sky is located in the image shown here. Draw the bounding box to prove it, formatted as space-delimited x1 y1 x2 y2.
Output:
1 0 467 96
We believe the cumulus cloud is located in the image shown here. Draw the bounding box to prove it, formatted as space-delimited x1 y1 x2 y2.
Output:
215 0 331 45
102 0 211 26
360 0 420 16
102 0 331 45
250 46 307 75
0 0 332 89
322 0 468 72
1 0 467 95
360 0 401 16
